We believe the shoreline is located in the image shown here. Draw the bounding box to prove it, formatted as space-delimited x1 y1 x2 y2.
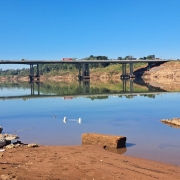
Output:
0 145 180 180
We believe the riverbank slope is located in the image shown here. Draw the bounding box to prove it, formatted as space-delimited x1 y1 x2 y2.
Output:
0 145 180 180
142 61 180 91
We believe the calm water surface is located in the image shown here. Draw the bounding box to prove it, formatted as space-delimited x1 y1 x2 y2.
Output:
0 81 180 166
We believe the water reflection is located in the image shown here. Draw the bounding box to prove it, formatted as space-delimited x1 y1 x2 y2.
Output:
0 79 166 100
161 122 180 129
0 79 180 165
104 147 127 154
104 143 136 155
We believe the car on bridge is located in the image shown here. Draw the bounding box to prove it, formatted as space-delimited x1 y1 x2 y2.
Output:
62 58 77 61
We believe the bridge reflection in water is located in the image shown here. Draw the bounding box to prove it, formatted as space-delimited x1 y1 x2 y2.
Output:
0 79 166 100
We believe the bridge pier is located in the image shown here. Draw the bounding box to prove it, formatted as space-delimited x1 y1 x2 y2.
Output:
29 64 40 82
129 63 135 78
121 63 135 79
121 64 128 79
78 64 90 80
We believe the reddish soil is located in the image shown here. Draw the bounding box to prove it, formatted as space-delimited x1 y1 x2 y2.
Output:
143 61 180 91
0 145 180 180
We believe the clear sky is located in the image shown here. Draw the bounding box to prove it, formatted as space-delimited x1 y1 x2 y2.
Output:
0 0 180 69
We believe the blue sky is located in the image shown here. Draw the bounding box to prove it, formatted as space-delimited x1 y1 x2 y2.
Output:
0 0 180 69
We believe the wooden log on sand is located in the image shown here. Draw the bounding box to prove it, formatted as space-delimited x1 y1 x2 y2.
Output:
82 133 126 148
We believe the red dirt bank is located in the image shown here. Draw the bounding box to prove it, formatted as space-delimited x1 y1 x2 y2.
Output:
0 145 180 180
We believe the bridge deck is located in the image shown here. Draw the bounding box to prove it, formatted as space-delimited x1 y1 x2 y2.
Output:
0 59 169 65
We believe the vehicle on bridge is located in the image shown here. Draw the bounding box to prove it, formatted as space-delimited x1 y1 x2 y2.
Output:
62 58 77 61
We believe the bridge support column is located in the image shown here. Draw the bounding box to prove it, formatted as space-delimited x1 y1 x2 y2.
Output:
129 63 135 78
78 64 82 80
29 64 40 82
121 64 128 79
36 64 40 81
82 64 90 79
37 64 40 76
29 64 34 82
78 64 90 80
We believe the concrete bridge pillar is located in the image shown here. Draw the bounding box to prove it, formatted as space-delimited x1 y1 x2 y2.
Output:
121 64 127 79
29 64 34 82
78 64 90 80
29 64 40 82
129 63 135 78
37 64 40 77
121 63 135 79
82 64 90 78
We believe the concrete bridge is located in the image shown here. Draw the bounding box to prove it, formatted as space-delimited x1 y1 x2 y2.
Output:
0 59 168 81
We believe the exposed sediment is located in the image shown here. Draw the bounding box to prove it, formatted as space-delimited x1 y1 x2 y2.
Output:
142 61 180 91
161 118 180 128
0 145 180 180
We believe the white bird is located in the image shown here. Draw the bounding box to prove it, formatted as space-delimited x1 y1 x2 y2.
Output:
63 117 67 123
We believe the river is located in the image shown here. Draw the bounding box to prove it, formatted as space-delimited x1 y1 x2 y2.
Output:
0 79 180 166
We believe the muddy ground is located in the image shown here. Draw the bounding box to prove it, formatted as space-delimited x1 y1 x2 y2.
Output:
0 145 180 180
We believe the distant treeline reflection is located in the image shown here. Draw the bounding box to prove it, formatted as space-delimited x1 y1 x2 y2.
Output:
0 80 164 100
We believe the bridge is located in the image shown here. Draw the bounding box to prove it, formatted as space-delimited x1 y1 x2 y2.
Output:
0 59 168 81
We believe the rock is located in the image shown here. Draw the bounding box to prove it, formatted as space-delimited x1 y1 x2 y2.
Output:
0 134 19 148
1 175 10 180
82 133 126 148
0 126 3 133
1 174 17 180
5 144 15 149
0 154 3 158
1 134 19 141
0 138 6 148
14 143 21 148
27 143 39 148
161 118 180 128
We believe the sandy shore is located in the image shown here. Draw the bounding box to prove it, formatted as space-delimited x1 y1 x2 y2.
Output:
0 145 180 180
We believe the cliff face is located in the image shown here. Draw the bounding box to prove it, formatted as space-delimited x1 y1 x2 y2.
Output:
142 61 180 91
